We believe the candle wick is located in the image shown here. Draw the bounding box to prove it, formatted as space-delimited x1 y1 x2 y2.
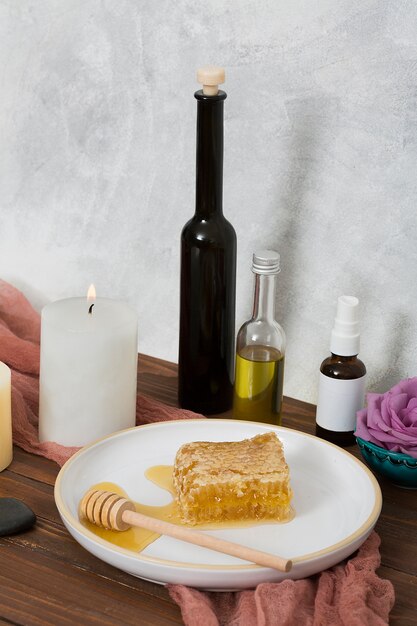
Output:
88 303 95 315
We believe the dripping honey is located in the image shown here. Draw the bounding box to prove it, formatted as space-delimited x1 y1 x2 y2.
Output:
80 465 294 554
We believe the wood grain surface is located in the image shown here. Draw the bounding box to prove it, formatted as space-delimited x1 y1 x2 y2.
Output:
0 353 416 625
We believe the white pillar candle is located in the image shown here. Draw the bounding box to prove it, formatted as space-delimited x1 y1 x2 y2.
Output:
39 291 138 447
0 362 13 472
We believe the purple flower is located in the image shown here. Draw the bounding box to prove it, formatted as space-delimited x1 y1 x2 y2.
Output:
355 377 417 459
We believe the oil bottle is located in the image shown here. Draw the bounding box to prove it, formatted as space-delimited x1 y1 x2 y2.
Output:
233 250 285 425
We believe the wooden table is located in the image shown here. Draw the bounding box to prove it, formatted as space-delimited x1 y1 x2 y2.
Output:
1 354 416 625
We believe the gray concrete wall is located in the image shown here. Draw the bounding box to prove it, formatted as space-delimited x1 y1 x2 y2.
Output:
1 0 416 403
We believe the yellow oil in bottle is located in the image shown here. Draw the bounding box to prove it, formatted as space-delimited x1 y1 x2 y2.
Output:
233 345 284 425
80 463 293 554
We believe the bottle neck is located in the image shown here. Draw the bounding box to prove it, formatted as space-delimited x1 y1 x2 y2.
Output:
252 273 277 321
195 90 226 219
330 353 358 361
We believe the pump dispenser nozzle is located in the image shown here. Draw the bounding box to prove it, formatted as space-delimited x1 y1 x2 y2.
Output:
330 296 360 357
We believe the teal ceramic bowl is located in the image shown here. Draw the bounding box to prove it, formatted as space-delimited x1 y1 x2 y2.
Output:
356 437 417 489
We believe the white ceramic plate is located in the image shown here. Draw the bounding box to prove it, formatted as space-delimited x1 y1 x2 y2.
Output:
55 420 382 590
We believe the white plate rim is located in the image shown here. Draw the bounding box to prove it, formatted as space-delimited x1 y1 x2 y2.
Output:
55 419 382 571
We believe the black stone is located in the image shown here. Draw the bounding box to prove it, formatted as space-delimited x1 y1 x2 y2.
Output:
0 497 36 536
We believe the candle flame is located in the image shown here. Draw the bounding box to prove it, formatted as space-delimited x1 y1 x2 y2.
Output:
87 284 96 302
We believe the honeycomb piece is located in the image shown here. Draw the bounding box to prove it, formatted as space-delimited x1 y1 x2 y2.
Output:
173 432 292 525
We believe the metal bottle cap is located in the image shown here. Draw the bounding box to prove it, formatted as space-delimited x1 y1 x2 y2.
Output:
252 250 281 275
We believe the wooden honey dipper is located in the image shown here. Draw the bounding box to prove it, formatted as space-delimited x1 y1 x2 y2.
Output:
80 489 293 572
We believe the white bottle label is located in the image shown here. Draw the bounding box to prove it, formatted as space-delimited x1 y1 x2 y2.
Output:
316 372 366 432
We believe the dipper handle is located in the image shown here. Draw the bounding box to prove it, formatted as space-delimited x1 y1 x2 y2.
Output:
80 489 292 572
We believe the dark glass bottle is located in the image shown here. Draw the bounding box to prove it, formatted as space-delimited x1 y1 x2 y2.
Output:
178 68 237 415
315 354 366 446
315 296 367 447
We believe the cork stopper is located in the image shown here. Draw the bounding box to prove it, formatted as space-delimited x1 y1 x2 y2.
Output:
197 66 225 96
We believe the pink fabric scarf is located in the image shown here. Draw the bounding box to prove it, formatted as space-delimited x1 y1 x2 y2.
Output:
0 280 395 625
